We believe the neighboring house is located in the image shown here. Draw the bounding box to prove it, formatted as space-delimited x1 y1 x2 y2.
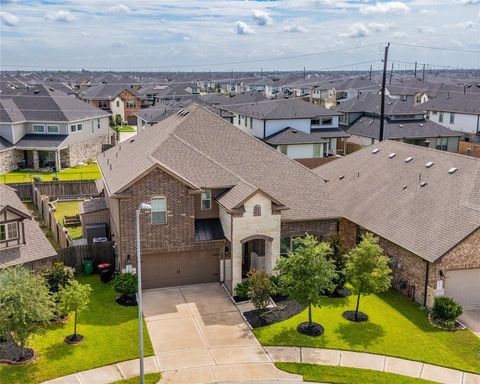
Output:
0 184 57 270
219 98 348 159
244 78 275 98
420 93 480 143
337 93 461 152
153 82 199 105
97 103 338 293
314 140 480 308
82 84 142 125
0 85 111 174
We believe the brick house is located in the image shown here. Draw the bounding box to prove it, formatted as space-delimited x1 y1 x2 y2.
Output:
98 104 338 293
314 141 480 308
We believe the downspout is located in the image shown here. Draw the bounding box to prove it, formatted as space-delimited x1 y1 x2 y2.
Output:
423 260 430 307
263 120 266 139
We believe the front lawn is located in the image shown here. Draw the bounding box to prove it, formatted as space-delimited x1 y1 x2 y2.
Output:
276 363 438 384
0 275 154 384
254 290 480 373
52 201 82 240
111 373 161 384
0 163 101 183
112 125 136 133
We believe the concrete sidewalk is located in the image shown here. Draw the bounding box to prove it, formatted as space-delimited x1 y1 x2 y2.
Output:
265 346 480 384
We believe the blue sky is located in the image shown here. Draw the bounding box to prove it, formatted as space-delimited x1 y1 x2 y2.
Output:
0 0 479 71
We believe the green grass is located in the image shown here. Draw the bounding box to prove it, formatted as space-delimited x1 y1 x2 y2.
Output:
51 201 82 240
0 275 154 384
254 290 480 373
0 163 101 183
276 363 439 384
112 125 136 133
111 373 161 384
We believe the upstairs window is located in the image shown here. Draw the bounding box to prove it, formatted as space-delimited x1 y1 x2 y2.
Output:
70 123 83 132
116 100 120 107
0 222 18 241
99 100 109 109
33 124 45 133
47 125 59 134
321 118 333 126
151 196 167 224
450 113 455 124
201 190 211 210
311 119 320 126
253 204 261 217
97 119 101 129
439 112 444 123
126 100 135 108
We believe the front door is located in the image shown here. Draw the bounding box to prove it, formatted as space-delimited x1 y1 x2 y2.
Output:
242 242 251 278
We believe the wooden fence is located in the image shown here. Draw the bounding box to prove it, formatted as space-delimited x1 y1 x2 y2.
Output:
54 242 116 272
459 141 480 158
8 180 99 201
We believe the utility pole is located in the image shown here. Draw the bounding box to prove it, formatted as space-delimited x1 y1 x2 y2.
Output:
414 61 417 78
379 42 390 142
303 66 306 79
261 67 263 77
369 65 372 81
422 64 425 82
389 62 394 85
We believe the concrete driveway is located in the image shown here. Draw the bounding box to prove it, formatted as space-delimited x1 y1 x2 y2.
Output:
143 283 302 384
459 308 480 336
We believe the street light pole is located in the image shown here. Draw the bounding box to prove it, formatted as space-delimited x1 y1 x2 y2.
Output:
136 203 151 384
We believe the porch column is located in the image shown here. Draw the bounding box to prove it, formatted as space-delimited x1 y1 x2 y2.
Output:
32 150 39 169
231 241 243 292
265 237 280 274
55 150 61 171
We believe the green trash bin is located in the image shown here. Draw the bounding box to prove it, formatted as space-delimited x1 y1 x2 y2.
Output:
83 259 93 276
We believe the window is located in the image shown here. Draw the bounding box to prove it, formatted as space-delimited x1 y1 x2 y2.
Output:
70 123 82 132
33 124 45 133
311 119 320 126
47 125 59 133
97 118 101 129
450 113 455 124
151 196 167 224
99 100 109 109
415 95 422 104
0 222 18 241
237 115 241 125
439 112 444 123
279 145 287 155
313 143 322 158
200 190 211 210
249 117 253 128
116 100 120 107
126 100 135 108
321 118 333 126
244 115 247 127
436 137 448 151
426 111 430 119
253 204 261 217
432 111 437 115
280 237 291 257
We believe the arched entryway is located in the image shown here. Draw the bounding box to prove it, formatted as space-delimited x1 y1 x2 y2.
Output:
240 235 273 278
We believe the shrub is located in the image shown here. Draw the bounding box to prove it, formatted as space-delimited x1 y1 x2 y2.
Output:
44 264 75 293
432 296 463 327
113 272 137 298
32 175 42 183
248 270 271 310
329 234 347 292
52 175 59 181
234 280 250 301
270 274 287 299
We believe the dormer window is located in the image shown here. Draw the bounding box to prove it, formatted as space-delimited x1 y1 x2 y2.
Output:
0 222 18 241
201 190 211 210
253 204 261 217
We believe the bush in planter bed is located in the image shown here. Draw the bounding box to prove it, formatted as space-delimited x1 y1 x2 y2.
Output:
248 270 271 310
432 296 463 328
113 272 137 305
234 281 250 301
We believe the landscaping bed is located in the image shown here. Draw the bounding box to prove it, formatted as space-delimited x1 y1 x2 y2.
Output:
244 299 304 328
0 342 35 365
52 201 82 240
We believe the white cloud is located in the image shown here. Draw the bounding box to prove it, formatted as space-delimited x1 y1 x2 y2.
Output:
368 22 394 32
107 4 131 13
0 11 19 27
82 31 88 37
418 26 435 34
456 20 475 28
420 9 437 15
392 31 408 38
360 2 410 15
111 41 128 48
47 10 76 23
282 24 307 33
459 0 479 4
340 23 369 38
252 10 272 26
234 21 255 35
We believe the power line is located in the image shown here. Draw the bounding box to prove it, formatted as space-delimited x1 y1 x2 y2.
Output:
393 42 480 54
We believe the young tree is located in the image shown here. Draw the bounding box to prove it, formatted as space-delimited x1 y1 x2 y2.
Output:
0 266 53 358
248 270 271 310
276 234 337 334
58 280 92 343
346 233 392 322
328 234 348 294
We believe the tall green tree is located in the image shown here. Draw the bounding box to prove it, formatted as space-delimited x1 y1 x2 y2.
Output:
0 266 53 357
276 234 337 328
58 280 92 342
346 233 392 321
328 234 347 293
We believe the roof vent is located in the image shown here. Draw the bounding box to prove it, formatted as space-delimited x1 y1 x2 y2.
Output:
130 139 135 143
339 175 345 180
420 181 427 187
177 109 185 115
405 157 413 163
388 153 396 159
292 129 298 133
419 123 424 127
399 124 403 128
402 185 407 190
426 161 434 168
372 148 380 154
448 167 458 174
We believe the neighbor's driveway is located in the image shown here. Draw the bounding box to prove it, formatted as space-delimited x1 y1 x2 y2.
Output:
460 308 480 337
142 283 301 384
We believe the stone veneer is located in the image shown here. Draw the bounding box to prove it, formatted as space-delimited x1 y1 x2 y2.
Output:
67 136 108 167
0 149 23 174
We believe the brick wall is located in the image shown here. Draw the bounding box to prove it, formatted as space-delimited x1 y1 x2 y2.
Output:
338 218 357 249
118 168 196 267
120 90 141 120
281 219 338 241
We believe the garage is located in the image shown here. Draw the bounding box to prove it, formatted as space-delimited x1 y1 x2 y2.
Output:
142 249 220 289
445 269 480 308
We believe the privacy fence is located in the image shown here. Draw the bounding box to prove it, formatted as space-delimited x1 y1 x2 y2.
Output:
9 180 99 201
459 141 480 158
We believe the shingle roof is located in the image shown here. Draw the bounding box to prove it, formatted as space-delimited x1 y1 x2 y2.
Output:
200 92 268 106
265 127 348 145
221 98 342 120
346 116 462 140
194 219 225 241
15 134 68 149
99 104 338 221
337 93 421 115
82 83 139 100
419 93 480 115
313 141 480 262
0 185 57 268
80 198 108 214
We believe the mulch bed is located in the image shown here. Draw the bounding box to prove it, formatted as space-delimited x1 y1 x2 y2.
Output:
64 334 84 344
243 300 305 328
0 342 35 365
233 295 249 303
428 314 465 331
343 310 369 322
115 294 137 306
297 322 324 337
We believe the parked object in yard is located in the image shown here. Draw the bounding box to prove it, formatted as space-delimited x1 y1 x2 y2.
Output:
83 259 93 276
98 263 114 283
92 237 108 244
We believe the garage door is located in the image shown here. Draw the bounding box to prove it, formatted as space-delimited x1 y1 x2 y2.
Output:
445 269 480 308
142 249 220 289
